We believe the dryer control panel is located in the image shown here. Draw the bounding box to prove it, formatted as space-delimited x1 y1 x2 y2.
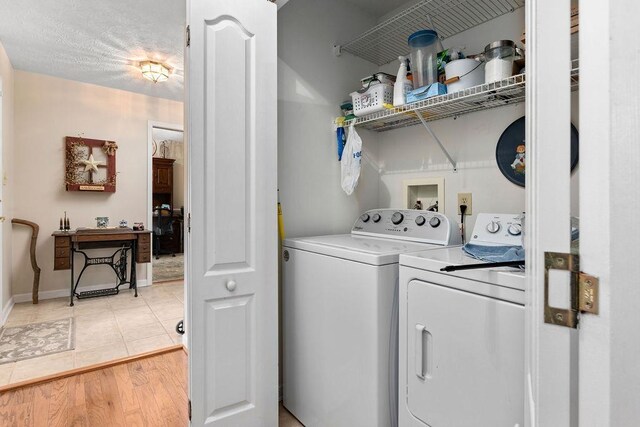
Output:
471 213 524 246
352 209 461 246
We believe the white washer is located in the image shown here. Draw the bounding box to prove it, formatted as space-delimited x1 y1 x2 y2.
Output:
283 209 461 427
398 213 525 427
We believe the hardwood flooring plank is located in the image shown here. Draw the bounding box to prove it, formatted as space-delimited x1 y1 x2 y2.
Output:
98 368 127 426
123 409 147 427
126 360 149 387
0 349 187 427
148 365 187 426
32 383 51 427
133 383 167 427
84 378 112 427
112 363 140 414
47 377 70 427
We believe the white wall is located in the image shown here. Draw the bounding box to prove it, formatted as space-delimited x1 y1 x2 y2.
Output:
0 41 15 321
12 71 183 299
277 0 380 238
374 8 579 239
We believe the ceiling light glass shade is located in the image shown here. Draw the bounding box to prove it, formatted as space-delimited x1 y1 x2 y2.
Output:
140 61 170 83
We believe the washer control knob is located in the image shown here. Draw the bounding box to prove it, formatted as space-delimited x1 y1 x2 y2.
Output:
508 223 522 236
360 213 370 222
372 213 381 223
226 280 237 292
391 212 404 225
429 217 441 228
487 221 501 234
415 216 426 226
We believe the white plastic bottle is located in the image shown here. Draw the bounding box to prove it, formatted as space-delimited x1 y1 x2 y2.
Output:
393 56 412 107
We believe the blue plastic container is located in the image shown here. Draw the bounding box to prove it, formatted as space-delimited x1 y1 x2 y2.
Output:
408 30 439 89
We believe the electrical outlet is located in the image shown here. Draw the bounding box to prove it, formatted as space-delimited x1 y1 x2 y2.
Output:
458 193 472 215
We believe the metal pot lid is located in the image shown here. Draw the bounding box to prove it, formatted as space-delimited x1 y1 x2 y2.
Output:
484 40 515 52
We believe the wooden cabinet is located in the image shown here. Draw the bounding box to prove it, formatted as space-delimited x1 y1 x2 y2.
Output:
54 235 71 270
152 158 175 206
136 232 151 263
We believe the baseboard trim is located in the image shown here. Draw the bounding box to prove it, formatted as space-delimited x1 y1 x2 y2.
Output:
0 344 185 393
12 279 150 304
1 297 15 327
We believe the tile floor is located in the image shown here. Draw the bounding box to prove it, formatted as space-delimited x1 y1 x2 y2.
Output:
279 403 304 427
0 280 184 386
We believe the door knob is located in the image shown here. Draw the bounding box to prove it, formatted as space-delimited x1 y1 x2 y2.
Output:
226 280 237 292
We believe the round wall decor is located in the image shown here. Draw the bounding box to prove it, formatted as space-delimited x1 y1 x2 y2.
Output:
495 116 579 187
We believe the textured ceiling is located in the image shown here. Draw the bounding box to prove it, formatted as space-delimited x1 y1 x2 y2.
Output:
0 0 185 101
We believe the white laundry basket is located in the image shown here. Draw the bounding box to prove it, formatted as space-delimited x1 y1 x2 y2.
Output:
350 84 394 116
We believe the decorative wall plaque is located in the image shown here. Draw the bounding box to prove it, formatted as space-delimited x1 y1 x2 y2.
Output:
65 136 117 192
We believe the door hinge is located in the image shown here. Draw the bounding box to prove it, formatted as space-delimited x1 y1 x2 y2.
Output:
187 213 191 233
544 252 599 328
188 399 192 420
186 25 190 47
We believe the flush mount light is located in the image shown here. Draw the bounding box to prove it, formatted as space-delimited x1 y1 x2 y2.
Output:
140 60 170 83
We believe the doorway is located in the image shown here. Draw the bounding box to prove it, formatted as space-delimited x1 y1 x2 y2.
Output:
147 122 185 285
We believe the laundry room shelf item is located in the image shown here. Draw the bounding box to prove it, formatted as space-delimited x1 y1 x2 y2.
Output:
336 0 525 66
344 59 580 132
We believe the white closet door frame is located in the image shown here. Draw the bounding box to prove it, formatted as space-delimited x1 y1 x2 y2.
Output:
527 0 640 425
525 0 576 425
578 0 640 425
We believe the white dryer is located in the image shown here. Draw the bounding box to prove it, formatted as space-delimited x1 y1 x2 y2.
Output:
398 213 525 427
283 209 460 427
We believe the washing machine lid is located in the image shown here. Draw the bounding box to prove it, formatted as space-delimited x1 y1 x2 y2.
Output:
283 234 444 266
400 246 525 291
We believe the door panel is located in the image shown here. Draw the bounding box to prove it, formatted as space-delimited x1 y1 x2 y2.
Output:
205 296 254 419
407 280 524 427
204 17 253 271
187 0 277 425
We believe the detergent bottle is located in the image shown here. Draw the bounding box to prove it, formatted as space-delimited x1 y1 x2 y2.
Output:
393 56 412 107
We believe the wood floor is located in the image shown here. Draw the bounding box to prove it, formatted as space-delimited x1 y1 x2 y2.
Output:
0 348 188 427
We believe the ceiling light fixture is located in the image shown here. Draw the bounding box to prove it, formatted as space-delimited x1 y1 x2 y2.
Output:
140 60 170 83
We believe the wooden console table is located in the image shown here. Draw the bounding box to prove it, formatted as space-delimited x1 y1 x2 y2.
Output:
52 229 152 306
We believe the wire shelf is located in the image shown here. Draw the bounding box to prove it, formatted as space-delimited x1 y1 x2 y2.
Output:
340 0 525 66
344 59 580 132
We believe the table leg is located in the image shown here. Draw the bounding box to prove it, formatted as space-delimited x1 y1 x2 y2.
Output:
131 243 138 297
70 248 75 307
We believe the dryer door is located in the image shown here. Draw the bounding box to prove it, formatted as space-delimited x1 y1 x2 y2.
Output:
406 280 524 426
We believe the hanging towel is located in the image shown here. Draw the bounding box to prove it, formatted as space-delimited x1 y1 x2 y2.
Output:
462 243 525 263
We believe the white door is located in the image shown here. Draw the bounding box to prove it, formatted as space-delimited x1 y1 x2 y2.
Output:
407 279 524 427
527 1 640 425
186 0 278 425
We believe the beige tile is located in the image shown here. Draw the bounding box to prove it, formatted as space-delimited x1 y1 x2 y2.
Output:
33 297 71 310
108 295 149 311
74 342 128 368
120 321 167 342
140 291 177 304
125 334 174 356
72 298 112 316
148 301 184 321
4 312 37 327
0 362 15 386
34 307 74 322
9 301 38 314
160 317 184 345
114 309 158 329
75 325 124 351
173 291 184 303
11 351 75 383
75 313 118 331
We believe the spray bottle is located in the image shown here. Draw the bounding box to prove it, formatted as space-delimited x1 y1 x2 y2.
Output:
393 56 412 107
